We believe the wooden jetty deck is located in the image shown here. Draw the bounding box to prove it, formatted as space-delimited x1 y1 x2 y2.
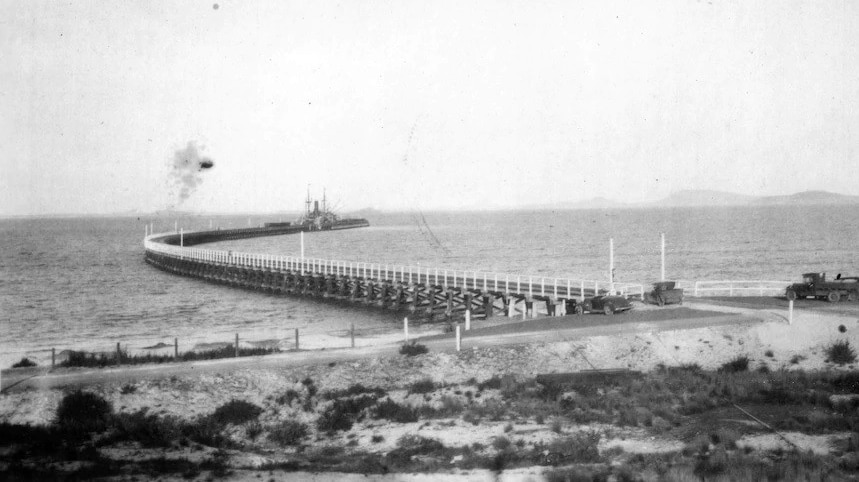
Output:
144 227 643 320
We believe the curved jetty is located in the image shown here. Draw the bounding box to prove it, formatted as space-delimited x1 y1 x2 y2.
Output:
144 222 643 320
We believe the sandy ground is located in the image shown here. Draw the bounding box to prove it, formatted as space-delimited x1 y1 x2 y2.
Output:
3 299 859 479
4 301 858 425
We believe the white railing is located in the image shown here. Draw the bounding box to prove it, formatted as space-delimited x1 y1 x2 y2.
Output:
144 233 643 300
690 280 790 297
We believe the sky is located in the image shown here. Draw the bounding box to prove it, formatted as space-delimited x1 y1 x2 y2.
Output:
1 0 857 215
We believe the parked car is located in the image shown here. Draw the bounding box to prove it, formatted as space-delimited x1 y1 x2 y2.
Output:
643 281 684 306
564 299 586 315
582 295 633 315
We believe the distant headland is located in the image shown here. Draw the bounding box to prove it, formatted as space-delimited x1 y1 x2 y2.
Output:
533 190 859 210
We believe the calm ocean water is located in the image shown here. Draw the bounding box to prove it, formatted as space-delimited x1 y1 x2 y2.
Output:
2 206 858 367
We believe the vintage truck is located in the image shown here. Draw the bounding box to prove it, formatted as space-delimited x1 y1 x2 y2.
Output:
785 273 859 302
643 281 684 306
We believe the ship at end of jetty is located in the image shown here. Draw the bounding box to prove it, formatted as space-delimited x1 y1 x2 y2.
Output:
264 190 369 232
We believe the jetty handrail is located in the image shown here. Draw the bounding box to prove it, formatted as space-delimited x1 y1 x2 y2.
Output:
690 280 790 297
144 233 643 299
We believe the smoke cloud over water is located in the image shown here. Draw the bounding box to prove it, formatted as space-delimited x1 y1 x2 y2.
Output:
169 141 214 205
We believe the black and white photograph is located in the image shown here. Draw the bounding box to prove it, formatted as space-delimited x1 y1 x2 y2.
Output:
2 1 859 480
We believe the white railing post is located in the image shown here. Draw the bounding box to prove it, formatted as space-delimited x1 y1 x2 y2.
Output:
660 232 666 281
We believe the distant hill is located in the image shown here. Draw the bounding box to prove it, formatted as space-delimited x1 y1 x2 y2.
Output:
653 190 755 207
539 189 859 211
752 190 859 206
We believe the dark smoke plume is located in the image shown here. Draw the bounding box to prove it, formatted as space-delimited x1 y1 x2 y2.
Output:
170 141 214 204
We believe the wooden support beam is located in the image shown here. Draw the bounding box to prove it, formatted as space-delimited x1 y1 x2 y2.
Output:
483 294 494 318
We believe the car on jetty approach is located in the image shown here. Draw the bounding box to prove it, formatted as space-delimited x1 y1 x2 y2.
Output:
582 295 633 315
786 273 859 302
643 281 684 306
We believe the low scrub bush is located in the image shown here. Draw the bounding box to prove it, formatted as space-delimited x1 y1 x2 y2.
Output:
409 378 436 394
316 395 379 432
719 355 750 373
55 390 113 434
268 420 308 446
321 384 386 400
58 346 280 368
110 409 180 448
387 434 446 467
11 357 36 368
827 340 857 365
477 376 503 391
548 431 602 464
180 416 229 447
373 399 418 423
209 399 263 425
301 377 318 397
399 342 428 357
275 389 302 406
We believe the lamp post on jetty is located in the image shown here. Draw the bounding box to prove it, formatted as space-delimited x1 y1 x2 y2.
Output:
609 238 615 294
661 232 666 281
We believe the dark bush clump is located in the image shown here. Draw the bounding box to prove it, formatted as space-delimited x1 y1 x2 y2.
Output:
181 416 229 447
387 434 445 467
268 420 308 446
409 378 436 394
275 389 302 406
477 376 503 391
399 342 428 357
719 355 750 373
316 403 355 432
301 377 318 397
547 431 602 464
209 399 263 425
322 384 386 400
373 399 418 423
110 409 180 447
827 340 857 365
55 390 113 434
11 357 37 368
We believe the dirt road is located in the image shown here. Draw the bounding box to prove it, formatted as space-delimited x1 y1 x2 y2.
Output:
0 305 759 393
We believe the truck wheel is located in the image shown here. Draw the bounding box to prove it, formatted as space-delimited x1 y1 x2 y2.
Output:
828 292 840 303
786 290 797 301
849 292 858 302
604 303 614 315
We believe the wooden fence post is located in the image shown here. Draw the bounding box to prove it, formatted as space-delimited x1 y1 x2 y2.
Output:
295 328 299 350
52 348 55 368
116 342 121 365
351 323 355 348
235 333 239 357
174 338 178 359
456 325 461 352
788 299 794 325
404 317 409 342
465 310 471 331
